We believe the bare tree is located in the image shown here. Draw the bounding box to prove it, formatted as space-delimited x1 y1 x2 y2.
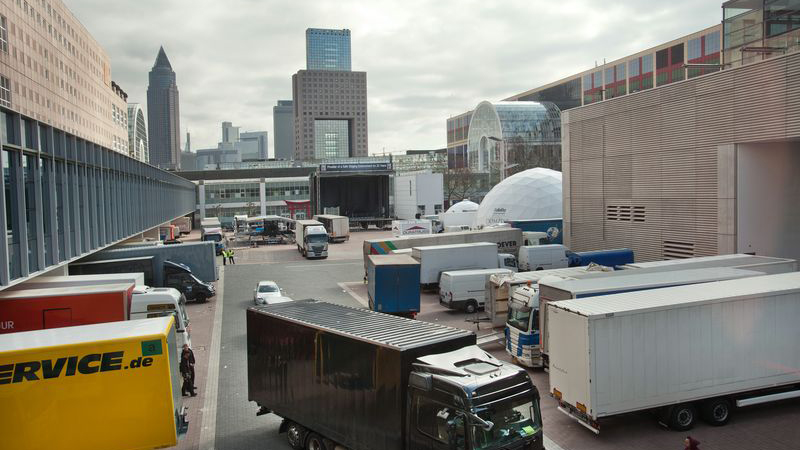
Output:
442 166 480 206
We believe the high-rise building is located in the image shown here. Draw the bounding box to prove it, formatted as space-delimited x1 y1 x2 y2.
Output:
221 121 239 144
306 28 351 71
239 131 268 160
147 47 181 170
273 100 294 160
293 29 368 160
127 103 148 162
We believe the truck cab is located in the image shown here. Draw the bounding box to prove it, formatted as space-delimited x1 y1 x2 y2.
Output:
408 346 543 450
498 253 518 272
303 225 329 258
505 285 541 368
164 260 215 302
130 286 191 357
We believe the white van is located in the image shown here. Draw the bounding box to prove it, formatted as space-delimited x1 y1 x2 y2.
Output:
439 268 513 313
518 244 569 271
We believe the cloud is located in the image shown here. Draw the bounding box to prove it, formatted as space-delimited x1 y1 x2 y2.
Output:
68 0 719 156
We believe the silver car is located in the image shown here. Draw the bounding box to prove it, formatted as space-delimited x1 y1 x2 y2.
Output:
253 281 292 305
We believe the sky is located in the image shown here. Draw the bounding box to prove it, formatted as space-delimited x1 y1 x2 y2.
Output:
68 0 721 157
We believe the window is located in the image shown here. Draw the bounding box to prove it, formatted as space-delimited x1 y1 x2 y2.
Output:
0 15 8 53
416 397 465 448
0 76 11 107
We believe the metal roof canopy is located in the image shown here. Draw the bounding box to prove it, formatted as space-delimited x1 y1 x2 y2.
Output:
552 272 800 318
251 299 473 350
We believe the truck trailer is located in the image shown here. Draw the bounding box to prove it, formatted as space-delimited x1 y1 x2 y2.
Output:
365 227 523 261
548 272 800 433
0 316 187 449
313 214 350 242
412 242 509 285
247 300 544 450
367 254 420 317
620 253 797 274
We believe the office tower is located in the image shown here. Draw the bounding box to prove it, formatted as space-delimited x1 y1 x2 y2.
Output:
147 47 181 170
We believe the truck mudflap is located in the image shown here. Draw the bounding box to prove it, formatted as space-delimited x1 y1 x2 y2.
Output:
552 390 600 434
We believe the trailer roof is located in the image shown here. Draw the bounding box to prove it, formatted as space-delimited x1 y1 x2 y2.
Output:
251 300 474 350
0 282 134 299
0 317 172 352
490 266 611 285
441 268 512 277
541 267 762 295
368 254 420 266
551 272 800 318
622 254 795 269
413 242 497 251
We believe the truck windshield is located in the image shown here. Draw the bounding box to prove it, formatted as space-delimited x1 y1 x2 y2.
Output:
471 398 542 449
204 234 222 242
507 307 538 333
307 234 328 244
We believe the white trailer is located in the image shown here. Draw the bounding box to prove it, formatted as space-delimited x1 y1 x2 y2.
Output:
313 215 350 242
412 242 500 285
620 253 797 274
548 272 800 433
364 227 523 259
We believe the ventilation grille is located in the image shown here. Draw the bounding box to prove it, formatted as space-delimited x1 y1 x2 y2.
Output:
606 205 646 222
663 240 695 259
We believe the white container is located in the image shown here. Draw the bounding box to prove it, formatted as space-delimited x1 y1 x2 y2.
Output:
548 272 800 433
620 253 797 274
439 268 513 313
412 242 499 284
518 244 569 271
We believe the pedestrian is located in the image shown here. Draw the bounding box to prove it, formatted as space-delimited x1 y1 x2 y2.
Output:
229 248 236 264
221 248 227 266
684 436 700 450
180 344 197 397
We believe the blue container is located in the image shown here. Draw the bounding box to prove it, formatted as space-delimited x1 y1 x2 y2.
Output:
367 254 420 316
570 248 634 269
507 218 563 244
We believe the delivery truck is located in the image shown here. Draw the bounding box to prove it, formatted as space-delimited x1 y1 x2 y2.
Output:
0 283 134 334
620 253 797 274
537 267 764 369
548 272 800 433
247 300 544 450
313 214 350 242
412 242 513 285
367 254 420 317
438 268 513 313
0 316 188 449
295 220 329 258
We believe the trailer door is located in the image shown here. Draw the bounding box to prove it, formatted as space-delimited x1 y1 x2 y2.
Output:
42 308 72 328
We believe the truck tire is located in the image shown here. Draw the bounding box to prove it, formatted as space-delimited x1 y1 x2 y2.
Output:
285 422 306 450
465 300 478 314
701 398 732 426
305 432 328 450
667 403 697 431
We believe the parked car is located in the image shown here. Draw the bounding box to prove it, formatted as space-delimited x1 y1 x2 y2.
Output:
253 281 290 305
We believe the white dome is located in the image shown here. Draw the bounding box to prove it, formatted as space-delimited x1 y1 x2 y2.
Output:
447 200 479 213
476 168 562 226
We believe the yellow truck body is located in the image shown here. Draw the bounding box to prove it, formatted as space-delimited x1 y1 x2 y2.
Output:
0 316 186 450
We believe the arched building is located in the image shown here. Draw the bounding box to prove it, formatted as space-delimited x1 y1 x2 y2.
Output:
127 103 149 163
466 101 561 175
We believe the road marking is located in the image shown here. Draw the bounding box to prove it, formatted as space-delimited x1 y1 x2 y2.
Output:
338 282 369 307
199 266 224 450
285 261 362 269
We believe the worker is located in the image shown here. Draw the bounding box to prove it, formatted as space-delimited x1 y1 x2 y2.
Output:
228 248 236 264
180 344 197 397
221 248 227 266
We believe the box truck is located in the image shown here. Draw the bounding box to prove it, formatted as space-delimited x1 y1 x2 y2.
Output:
171 216 192 235
247 300 544 450
313 214 350 242
412 242 511 285
364 227 523 257
620 253 797 274
0 316 188 449
439 268 513 313
295 220 329 258
549 272 800 433
537 267 764 369
0 283 134 334
367 254 420 317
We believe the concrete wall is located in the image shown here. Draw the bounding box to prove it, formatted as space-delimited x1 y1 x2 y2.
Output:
737 142 800 260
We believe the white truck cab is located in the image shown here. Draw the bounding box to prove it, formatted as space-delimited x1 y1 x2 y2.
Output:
505 285 541 367
130 286 191 357
498 253 518 272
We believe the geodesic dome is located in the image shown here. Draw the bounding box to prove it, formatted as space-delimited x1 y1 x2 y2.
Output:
447 200 479 213
476 168 562 226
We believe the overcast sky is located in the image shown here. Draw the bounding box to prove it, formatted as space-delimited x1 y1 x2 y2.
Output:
69 0 721 156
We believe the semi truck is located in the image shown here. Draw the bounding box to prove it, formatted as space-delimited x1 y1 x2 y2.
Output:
367 254 420 317
295 220 329 258
0 316 188 449
313 215 350 242
536 267 764 369
70 256 215 303
247 300 544 450
438 268 513 314
0 283 134 334
310 162 393 230
365 227 523 259
412 242 515 285
548 272 800 433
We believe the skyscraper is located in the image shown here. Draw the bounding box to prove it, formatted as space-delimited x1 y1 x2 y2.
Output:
147 47 181 170
273 100 294 160
306 29 351 71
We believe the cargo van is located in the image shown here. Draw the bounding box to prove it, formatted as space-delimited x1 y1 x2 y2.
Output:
518 244 569 271
439 268 513 313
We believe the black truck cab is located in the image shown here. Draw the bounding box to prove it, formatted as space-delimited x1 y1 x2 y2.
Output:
163 260 215 302
407 346 543 450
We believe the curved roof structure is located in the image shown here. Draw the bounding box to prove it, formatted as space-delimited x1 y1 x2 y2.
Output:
447 200 479 213
476 167 562 226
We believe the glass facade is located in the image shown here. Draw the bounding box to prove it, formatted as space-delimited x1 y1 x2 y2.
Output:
201 178 311 223
656 43 685 86
518 78 582 112
306 28 352 71
582 71 603 105
687 31 722 78
724 0 800 67
314 119 350 159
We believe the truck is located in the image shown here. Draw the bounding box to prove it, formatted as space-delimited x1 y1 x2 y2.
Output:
171 216 192 235
247 300 544 450
440 211 477 230
391 219 433 237
548 272 800 433
365 227 523 258
518 245 570 271
439 268 513 313
566 248 634 268
366 254 420 317
295 220 329 258
507 219 563 245
413 242 514 285
620 253 797 274
537 267 765 369
200 217 221 229
310 162 393 230
70 255 216 303
313 214 350 242
0 283 134 334
0 316 188 449
201 227 225 254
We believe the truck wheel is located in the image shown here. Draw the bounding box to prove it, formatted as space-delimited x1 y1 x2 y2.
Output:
465 300 478 314
701 398 732 426
285 422 306 450
667 403 697 431
305 432 328 450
